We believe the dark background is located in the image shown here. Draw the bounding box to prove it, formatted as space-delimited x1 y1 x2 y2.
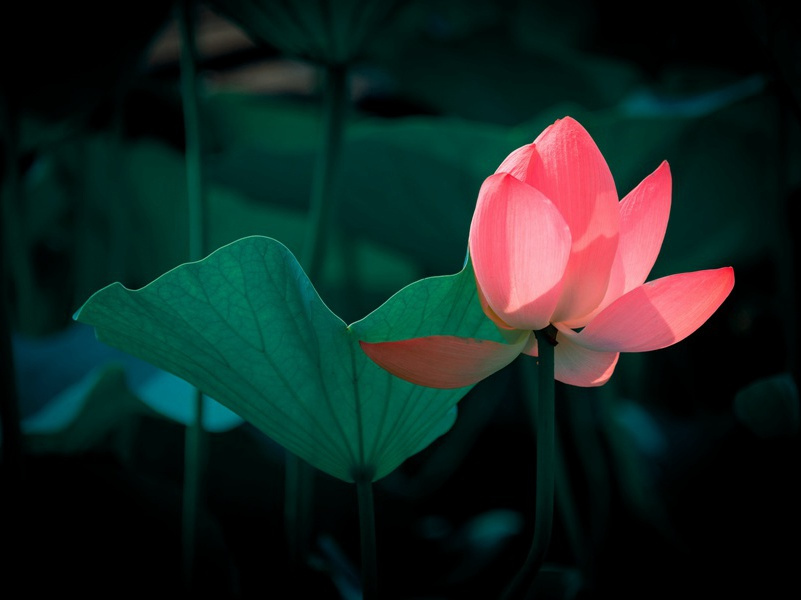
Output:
1 1 799 598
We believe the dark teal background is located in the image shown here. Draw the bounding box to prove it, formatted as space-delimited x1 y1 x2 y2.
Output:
1 1 799 598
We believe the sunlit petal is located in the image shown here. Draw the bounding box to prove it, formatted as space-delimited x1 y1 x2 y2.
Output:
615 160 672 293
469 173 571 331
574 268 735 352
522 329 617 386
562 161 672 328
360 334 527 389
475 276 517 331
554 332 619 387
498 117 620 322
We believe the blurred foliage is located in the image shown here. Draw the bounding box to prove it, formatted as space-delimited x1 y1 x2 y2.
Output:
2 0 800 598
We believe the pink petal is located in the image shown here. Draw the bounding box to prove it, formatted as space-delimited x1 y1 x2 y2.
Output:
497 117 620 324
554 333 619 387
359 335 526 389
475 276 517 331
613 160 672 295
573 268 735 352
562 161 672 328
522 331 618 387
469 173 571 331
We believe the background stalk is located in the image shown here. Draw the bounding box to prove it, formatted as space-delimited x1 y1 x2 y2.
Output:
501 328 556 599
0 95 23 486
286 62 350 568
356 476 378 600
178 0 208 588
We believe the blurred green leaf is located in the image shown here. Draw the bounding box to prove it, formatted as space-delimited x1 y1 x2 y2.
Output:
23 365 150 458
365 5 642 125
135 371 244 432
207 0 404 65
733 373 800 438
74 235 503 482
205 93 515 272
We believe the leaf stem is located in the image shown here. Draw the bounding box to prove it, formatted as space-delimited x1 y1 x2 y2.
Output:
178 0 207 588
356 474 378 600
501 327 556 599
285 452 315 569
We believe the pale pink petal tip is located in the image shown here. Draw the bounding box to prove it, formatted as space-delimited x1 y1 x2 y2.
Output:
615 160 673 294
576 267 735 353
360 335 524 389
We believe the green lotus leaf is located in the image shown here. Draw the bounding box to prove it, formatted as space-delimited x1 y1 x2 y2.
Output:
75 235 505 482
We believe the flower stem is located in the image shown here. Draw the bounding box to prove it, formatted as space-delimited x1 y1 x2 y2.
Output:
501 327 556 599
285 62 350 568
178 0 207 588
356 474 378 600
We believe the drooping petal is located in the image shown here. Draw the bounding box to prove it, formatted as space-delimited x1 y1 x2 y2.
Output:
359 334 527 389
561 161 672 329
554 333 619 387
523 330 618 387
572 267 735 353
498 117 620 323
469 173 571 331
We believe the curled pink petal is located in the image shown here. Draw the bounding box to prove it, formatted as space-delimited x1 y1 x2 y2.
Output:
475 276 517 331
469 173 571 331
360 335 527 389
498 117 620 323
574 267 735 352
523 330 618 386
554 332 619 387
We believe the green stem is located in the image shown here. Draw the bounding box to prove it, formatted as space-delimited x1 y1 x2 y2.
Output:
501 327 556 599
356 476 378 600
285 63 350 567
0 94 23 487
183 388 206 585
285 452 315 569
179 0 206 264
0 95 46 335
553 416 587 568
301 63 348 283
178 0 207 588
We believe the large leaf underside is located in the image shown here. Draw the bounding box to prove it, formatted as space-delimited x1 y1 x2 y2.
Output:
75 236 504 482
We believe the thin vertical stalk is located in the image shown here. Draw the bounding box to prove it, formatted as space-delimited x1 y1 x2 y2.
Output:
0 94 23 486
285 63 349 567
301 64 348 283
285 452 314 567
501 327 556 599
180 0 206 264
0 98 45 336
356 476 378 600
178 0 207 588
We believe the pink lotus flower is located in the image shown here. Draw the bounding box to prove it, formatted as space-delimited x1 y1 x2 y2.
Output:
362 117 734 387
